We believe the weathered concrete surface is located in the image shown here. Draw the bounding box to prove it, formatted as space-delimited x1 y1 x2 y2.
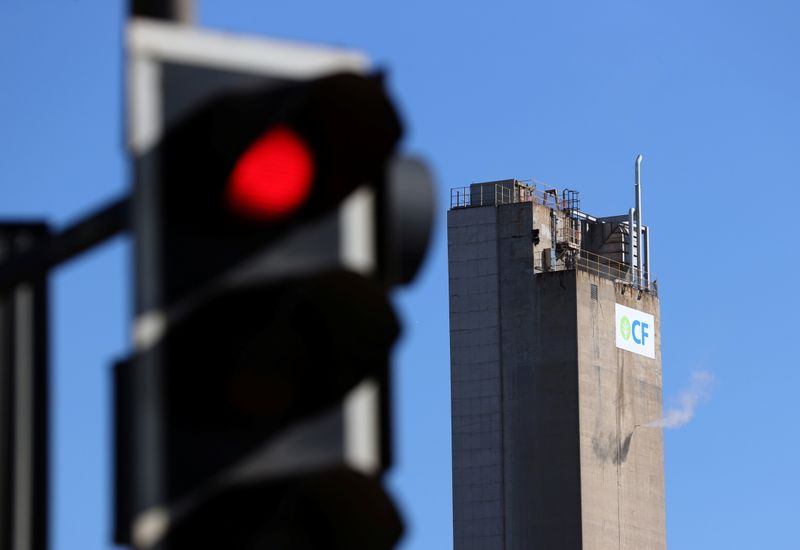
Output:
497 204 583 550
448 205 505 549
448 200 665 550
576 270 665 550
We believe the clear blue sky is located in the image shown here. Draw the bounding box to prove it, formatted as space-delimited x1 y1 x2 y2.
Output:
2 1 800 548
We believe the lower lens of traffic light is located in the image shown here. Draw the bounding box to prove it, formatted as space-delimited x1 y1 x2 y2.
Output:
162 467 403 550
156 270 399 500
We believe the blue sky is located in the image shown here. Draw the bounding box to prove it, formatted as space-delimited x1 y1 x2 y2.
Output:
1 1 800 548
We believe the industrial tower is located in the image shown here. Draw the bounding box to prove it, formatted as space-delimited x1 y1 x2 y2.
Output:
447 158 665 549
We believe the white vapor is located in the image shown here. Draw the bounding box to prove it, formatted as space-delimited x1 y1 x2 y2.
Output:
644 370 714 429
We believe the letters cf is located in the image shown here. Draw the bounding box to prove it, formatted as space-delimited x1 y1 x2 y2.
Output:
632 319 649 345
620 314 650 346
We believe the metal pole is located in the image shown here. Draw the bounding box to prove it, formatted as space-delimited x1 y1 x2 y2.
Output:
130 0 195 23
628 208 635 284
634 154 643 288
0 224 49 550
550 210 558 271
645 226 651 290
0 198 129 294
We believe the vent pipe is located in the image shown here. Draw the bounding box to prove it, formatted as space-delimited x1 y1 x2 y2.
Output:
628 207 635 284
550 209 558 271
645 226 651 290
634 154 643 288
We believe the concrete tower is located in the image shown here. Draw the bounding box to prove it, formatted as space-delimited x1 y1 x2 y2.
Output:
447 175 665 549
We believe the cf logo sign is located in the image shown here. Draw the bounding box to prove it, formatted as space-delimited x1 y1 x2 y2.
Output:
619 316 649 346
615 303 656 359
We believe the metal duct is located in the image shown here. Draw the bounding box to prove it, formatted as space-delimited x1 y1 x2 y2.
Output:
628 207 636 284
634 154 643 288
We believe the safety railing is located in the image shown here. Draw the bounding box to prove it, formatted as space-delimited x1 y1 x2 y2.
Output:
535 248 657 295
559 221 582 248
449 181 571 210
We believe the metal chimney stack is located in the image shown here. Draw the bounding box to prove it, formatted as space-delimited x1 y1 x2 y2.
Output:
634 154 643 288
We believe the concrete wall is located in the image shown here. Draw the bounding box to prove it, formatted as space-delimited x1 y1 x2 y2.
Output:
448 205 505 549
576 270 666 550
448 201 665 550
496 204 583 550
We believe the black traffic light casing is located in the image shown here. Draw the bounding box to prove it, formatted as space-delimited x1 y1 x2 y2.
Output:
154 73 401 304
119 21 433 550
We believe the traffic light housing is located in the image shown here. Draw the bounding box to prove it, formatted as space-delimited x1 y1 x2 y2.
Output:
153 72 401 304
117 21 433 550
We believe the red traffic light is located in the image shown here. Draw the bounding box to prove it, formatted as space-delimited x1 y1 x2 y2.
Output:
226 125 315 221
159 72 401 236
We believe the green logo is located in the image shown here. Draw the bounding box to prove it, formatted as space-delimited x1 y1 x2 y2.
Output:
620 316 632 340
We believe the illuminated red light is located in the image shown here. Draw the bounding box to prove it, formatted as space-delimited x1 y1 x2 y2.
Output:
226 125 314 221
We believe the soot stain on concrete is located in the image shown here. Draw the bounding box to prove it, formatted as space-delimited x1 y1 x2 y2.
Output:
592 431 633 465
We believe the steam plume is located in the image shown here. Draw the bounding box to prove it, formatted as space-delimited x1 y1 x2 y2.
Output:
644 370 713 429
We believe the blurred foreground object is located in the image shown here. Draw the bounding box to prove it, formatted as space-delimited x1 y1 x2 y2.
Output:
115 18 434 550
0 225 49 550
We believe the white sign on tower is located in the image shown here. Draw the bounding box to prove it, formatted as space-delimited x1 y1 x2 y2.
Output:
615 303 655 359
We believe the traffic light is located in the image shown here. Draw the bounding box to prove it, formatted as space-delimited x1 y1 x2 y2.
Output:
117 24 433 549
151 72 402 304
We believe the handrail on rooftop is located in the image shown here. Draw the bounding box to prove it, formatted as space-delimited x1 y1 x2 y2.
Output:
535 248 657 295
450 181 581 211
